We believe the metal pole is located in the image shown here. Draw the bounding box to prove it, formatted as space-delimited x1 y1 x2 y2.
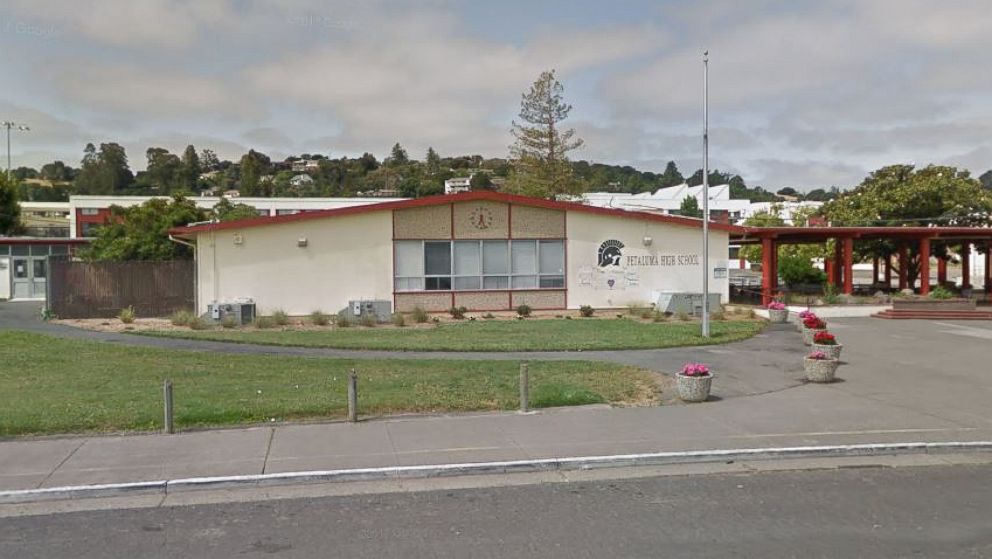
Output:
347 368 358 422
5 123 10 179
163 379 174 434
519 363 529 413
701 50 710 338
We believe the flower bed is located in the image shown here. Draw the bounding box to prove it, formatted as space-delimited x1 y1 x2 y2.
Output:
676 362 713 402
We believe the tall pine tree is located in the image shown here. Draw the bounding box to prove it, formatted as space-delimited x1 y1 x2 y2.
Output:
506 70 584 199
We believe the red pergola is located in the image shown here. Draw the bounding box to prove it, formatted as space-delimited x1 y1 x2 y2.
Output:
732 226 992 305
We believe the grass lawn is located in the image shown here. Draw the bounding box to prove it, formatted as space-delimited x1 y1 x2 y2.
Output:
140 318 764 352
0 331 659 437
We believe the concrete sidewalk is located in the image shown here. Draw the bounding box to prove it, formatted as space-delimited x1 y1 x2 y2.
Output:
2 312 991 494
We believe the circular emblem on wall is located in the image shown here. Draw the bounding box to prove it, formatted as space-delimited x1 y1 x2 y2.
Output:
469 206 494 230
598 239 624 267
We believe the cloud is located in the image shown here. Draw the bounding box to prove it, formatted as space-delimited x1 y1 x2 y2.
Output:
743 158 867 190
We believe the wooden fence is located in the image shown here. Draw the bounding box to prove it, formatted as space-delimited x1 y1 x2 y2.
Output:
47 258 195 319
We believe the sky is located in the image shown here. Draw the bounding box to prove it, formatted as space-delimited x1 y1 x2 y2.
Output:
1 0 991 191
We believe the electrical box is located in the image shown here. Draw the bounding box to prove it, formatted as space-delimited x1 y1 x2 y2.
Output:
344 300 392 323
205 301 256 324
655 293 722 316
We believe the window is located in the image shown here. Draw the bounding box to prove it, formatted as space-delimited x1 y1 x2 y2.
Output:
13 259 28 278
394 239 565 292
80 208 100 216
424 241 451 291
12 245 29 256
276 209 300 216
0 246 9 256
394 241 424 291
81 223 101 237
33 259 47 279
30 245 50 256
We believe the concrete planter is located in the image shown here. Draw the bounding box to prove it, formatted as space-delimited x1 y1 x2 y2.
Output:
804 358 838 383
768 308 789 323
676 373 713 403
811 343 842 360
802 327 826 346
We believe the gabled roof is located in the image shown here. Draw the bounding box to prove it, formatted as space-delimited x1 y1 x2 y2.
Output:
169 190 745 237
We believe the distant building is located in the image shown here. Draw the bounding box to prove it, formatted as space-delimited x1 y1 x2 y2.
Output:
289 174 314 187
582 183 751 222
444 176 472 194
291 159 322 173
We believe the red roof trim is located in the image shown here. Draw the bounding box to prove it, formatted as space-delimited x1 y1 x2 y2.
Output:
168 191 744 236
737 226 992 239
0 238 90 245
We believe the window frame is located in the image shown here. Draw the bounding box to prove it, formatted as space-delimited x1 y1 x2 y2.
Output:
393 239 565 293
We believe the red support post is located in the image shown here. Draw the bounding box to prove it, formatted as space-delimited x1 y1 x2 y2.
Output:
833 240 844 287
897 244 909 290
985 241 991 294
937 257 947 287
761 237 774 305
961 242 971 288
842 237 854 295
884 255 892 287
919 237 931 296
770 240 779 292
825 260 835 286
872 257 879 285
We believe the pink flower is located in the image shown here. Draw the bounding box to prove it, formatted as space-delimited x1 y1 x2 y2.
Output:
798 310 815 319
807 350 829 360
681 362 711 377
767 301 787 310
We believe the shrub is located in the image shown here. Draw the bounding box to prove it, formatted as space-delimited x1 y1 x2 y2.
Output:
516 304 532 317
335 312 352 328
254 316 276 329
822 284 840 305
188 316 209 330
627 302 649 316
360 313 377 327
711 310 726 321
652 311 668 323
639 308 654 319
118 305 136 324
310 310 330 326
929 286 954 300
220 315 238 329
392 313 406 327
272 309 290 326
676 311 691 321
170 309 194 327
482 312 496 319
449 306 467 319
747 309 757 319
779 253 826 287
411 307 429 323
579 305 594 317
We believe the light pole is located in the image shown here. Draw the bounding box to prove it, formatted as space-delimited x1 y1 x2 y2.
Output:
701 51 710 338
2 121 30 180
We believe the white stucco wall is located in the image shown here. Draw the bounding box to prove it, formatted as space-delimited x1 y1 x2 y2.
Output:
195 211 393 315
0 257 10 299
566 212 730 309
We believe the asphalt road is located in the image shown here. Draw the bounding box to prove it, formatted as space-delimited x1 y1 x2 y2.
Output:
3 463 991 558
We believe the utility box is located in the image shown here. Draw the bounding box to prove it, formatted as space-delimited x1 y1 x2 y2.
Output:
655 292 722 316
344 299 392 323
205 301 256 324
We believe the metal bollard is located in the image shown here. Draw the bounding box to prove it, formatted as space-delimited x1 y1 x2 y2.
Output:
347 369 358 422
163 379 174 434
519 363 529 413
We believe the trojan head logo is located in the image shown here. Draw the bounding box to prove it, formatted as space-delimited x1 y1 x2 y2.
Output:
598 240 624 267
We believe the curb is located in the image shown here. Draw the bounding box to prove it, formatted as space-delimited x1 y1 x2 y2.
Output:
3 441 991 504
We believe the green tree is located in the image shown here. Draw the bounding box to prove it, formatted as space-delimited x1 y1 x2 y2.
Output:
0 173 24 235
506 69 585 199
425 147 441 176
73 143 134 194
679 195 702 218
212 198 259 222
143 147 182 191
39 161 75 182
821 164 992 285
12 167 38 180
388 143 409 166
199 148 220 171
238 149 271 196
81 195 206 261
469 172 495 191
659 161 684 188
979 169 992 190
181 144 201 189
777 187 799 197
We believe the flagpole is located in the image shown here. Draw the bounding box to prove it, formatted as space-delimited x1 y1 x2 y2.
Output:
701 50 710 338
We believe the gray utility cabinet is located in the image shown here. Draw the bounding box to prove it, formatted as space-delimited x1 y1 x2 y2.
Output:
655 293 722 316
343 300 392 323
205 302 256 324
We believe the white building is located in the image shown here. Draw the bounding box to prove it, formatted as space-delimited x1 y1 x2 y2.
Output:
742 201 824 225
444 177 472 194
170 191 736 316
289 174 315 187
582 183 752 222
